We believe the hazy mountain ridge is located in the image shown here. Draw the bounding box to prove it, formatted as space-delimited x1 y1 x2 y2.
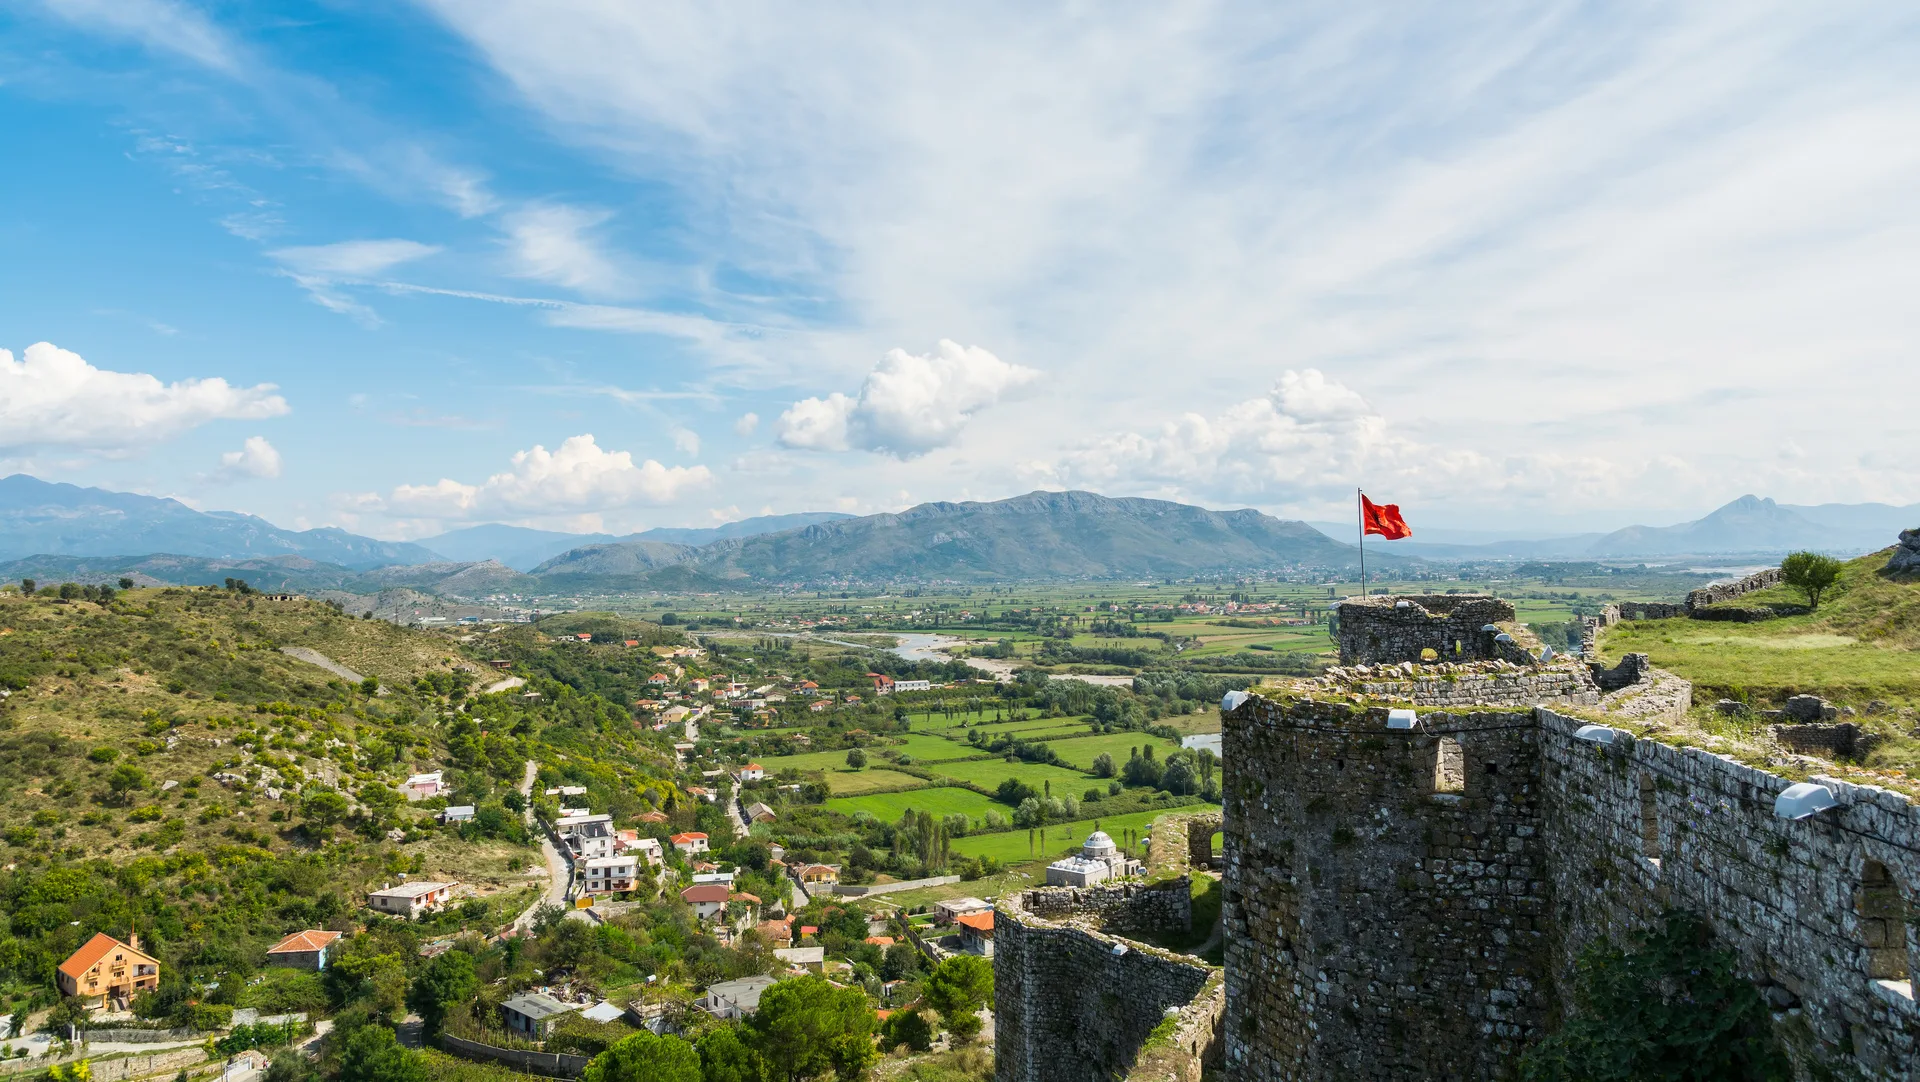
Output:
0 474 443 568
418 512 855 570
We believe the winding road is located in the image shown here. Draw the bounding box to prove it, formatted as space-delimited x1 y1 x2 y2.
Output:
510 759 571 933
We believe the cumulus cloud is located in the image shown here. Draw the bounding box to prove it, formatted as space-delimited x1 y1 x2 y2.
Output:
502 204 621 294
213 435 283 480
733 412 760 436
776 340 1039 457
0 342 288 451
383 434 711 519
1060 369 1627 509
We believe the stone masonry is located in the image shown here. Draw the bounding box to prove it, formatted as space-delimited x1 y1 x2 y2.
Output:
1336 595 1516 665
995 884 1218 1082
1222 690 1920 1080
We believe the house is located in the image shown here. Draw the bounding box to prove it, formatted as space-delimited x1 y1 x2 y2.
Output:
584 855 639 894
557 814 616 860
702 975 779 1020
798 864 840 885
868 673 896 693
739 763 766 782
774 946 825 973
501 993 575 1039
265 930 342 971
440 805 475 824
403 771 444 800
616 832 665 866
687 786 716 803
681 883 732 920
580 1001 625 1024
692 870 736 886
689 679 710 693
367 881 458 918
795 680 820 695
558 807 590 819
933 897 993 924
57 934 159 1008
649 673 672 685
1046 830 1141 887
637 810 670 824
755 918 794 947
544 785 588 798
623 640 639 648
808 700 829 713
894 680 932 693
865 936 896 948
487 659 512 670
955 911 994 956
745 802 778 825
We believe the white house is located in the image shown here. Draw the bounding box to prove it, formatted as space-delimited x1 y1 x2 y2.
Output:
556 813 615 861
682 883 731 920
440 805 475 824
894 679 932 693
702 975 779 1020
583 855 639 895
367 881 458 918
670 832 710 856
500 993 574 1038
933 897 993 924
403 772 444 800
738 763 766 782
618 833 664 866
543 785 588 797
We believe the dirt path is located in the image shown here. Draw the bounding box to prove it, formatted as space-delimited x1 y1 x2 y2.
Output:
485 675 527 694
509 760 572 932
279 646 365 682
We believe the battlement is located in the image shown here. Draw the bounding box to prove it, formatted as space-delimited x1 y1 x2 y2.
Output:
1220 692 1920 1080
1335 594 1519 665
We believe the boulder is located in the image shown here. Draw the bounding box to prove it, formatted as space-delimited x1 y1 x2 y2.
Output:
1889 527 1920 574
1782 694 1837 723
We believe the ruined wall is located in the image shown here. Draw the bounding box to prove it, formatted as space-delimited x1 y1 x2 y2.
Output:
1186 813 1223 871
1318 660 1599 708
1686 567 1784 609
995 891 1217 1082
1017 879 1193 936
1220 697 1551 1081
1336 595 1515 665
1587 651 1651 691
1220 690 1920 1080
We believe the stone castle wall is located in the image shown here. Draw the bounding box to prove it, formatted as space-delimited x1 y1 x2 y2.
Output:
1017 879 1193 936
1336 595 1516 665
1686 566 1784 609
994 888 1217 1082
1318 660 1599 709
1221 691 1920 1080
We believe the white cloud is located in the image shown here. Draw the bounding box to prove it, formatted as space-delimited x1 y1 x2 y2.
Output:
776 341 1039 457
268 240 440 277
501 204 621 294
733 412 760 436
384 434 711 519
213 436 283 480
672 428 701 455
1060 369 1631 512
40 0 240 75
0 342 288 451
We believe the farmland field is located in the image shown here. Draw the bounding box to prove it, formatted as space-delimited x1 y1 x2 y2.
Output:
949 805 1220 864
925 758 1095 793
820 767 930 795
921 714 1093 736
756 747 878 773
823 786 1001 824
1035 731 1183 771
884 733 988 762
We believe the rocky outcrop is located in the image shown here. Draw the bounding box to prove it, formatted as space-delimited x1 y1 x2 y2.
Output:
1888 527 1920 574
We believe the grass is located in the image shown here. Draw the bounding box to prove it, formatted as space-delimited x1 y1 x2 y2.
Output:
1033 731 1183 772
948 804 1218 864
820 767 932 795
924 758 1097 793
823 786 1000 824
758 747 887 773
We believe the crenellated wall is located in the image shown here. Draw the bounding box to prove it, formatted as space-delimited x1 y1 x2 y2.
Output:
1336 595 1516 665
1221 691 1920 1081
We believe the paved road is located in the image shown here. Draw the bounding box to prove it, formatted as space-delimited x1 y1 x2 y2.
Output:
509 760 571 933
728 778 751 838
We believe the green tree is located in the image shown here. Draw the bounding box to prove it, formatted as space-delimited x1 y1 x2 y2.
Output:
1519 911 1787 1082
845 748 866 769
880 942 921 981
335 1025 426 1082
923 955 994 1043
747 975 878 1082
107 763 149 803
360 677 380 697
117 578 134 591
404 951 476 1037
20 578 34 595
302 790 350 837
582 1031 700 1082
1780 551 1843 610
880 1008 933 1053
1090 752 1115 778
696 1025 768 1082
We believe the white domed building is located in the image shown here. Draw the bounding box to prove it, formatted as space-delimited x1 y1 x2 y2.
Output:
1045 829 1143 887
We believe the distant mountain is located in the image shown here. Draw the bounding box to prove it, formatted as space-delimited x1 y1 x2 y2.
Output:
1780 501 1920 539
419 512 855 571
534 490 1374 586
0 474 443 569
1587 495 1851 557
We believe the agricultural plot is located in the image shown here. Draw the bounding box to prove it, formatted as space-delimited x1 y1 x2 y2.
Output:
920 714 1090 736
819 767 930 795
1035 731 1184 772
823 786 1001 825
949 805 1220 864
882 733 987 762
756 748 877 774
926 757 1095 794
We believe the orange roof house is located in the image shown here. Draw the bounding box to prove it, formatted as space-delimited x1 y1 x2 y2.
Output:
58 933 159 1007
638 810 669 824
955 911 995 956
265 930 343 970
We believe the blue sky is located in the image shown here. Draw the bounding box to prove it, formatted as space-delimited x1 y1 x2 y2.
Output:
2 1 1916 540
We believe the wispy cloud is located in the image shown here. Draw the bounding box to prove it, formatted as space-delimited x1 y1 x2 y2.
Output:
39 0 243 75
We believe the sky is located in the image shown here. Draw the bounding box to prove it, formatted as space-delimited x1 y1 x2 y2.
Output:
2 1 1917 542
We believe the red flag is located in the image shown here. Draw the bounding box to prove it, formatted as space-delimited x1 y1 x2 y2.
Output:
1361 495 1412 540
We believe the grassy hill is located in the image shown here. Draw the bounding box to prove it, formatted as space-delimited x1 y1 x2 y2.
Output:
0 581 688 1029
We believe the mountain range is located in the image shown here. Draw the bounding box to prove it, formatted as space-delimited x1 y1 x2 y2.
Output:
417 513 853 571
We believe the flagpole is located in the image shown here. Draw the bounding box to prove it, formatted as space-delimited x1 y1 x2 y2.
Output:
1357 487 1366 598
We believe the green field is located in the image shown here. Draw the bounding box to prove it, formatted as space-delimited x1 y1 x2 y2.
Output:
921 714 1092 737
1036 731 1183 772
949 805 1220 864
925 757 1096 795
820 767 930 795
1602 619 1920 700
884 733 990 762
823 786 1001 824
756 747 879 773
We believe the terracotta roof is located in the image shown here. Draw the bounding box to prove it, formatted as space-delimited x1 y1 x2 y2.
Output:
266 930 342 955
681 884 731 904
955 911 995 933
59 933 152 979
731 892 761 903
638 811 669 823
865 936 896 947
670 832 708 843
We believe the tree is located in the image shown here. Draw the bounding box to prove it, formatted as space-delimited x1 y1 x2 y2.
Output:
881 942 922 981
1519 911 1786 1082
582 1032 700 1082
1196 748 1218 790
404 951 476 1037
117 578 134 591
20 578 34 595
1780 551 1843 610
696 1025 768 1082
923 954 994 1043
881 1008 933 1053
845 748 867 770
335 1025 426 1082
360 677 380 697
746 975 878 1082
1090 752 1115 778
302 790 350 837
107 764 149 803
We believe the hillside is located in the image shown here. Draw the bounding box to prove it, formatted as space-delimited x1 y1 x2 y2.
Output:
420 512 855 570
0 474 443 568
540 490 1372 585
